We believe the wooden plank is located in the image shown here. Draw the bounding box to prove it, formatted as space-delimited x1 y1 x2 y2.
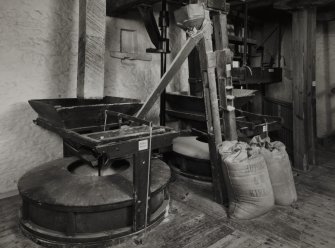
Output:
136 31 204 119
85 127 166 142
274 0 334 9
95 131 178 158
133 150 150 231
197 19 222 145
292 7 316 170
196 11 225 204
213 12 238 141
213 14 228 50
77 0 106 99
229 0 334 8
107 0 184 15
307 8 317 166
208 134 228 204
107 0 158 15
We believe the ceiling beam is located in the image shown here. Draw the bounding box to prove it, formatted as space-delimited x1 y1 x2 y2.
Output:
228 0 334 10
106 0 185 15
274 0 335 10
317 4 335 21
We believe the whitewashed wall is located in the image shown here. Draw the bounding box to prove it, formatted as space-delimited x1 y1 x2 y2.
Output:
0 0 79 195
104 4 188 122
0 0 188 195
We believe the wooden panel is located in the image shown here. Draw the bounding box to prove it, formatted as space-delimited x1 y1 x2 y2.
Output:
121 29 137 53
77 0 106 99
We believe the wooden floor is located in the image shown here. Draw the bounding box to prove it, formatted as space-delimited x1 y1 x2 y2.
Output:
1 150 335 248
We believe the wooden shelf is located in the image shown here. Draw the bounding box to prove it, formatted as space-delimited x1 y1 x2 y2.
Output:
228 35 257 45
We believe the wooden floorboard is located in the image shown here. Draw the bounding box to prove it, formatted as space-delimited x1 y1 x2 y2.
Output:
1 150 335 247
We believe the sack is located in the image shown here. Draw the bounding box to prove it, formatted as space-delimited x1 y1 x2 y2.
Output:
253 138 297 205
217 141 238 201
219 142 274 219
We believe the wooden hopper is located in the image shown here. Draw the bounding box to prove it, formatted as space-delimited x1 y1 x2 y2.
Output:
174 4 205 31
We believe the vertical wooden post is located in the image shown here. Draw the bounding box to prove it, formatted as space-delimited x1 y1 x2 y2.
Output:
292 7 316 170
213 13 238 141
197 15 222 145
77 0 106 99
197 11 226 204
133 150 150 231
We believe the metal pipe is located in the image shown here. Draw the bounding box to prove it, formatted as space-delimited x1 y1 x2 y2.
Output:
160 0 168 126
243 1 248 67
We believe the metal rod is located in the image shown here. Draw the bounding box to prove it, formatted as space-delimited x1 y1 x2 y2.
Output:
160 0 168 126
243 1 248 66
144 121 153 233
278 22 282 68
160 53 167 125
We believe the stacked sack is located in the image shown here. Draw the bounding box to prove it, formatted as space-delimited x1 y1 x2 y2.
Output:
250 136 297 206
218 137 297 220
218 141 274 219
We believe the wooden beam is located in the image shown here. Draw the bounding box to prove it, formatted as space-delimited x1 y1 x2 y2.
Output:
197 23 222 145
274 0 334 9
107 0 185 15
196 12 226 204
77 0 106 99
137 5 161 49
135 31 204 119
292 7 316 170
228 0 275 8
228 0 334 9
317 7 335 21
107 0 160 15
213 13 238 141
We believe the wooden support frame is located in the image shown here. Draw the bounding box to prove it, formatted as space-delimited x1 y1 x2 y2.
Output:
292 7 316 170
77 0 106 99
196 13 225 204
133 149 150 231
213 13 238 141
